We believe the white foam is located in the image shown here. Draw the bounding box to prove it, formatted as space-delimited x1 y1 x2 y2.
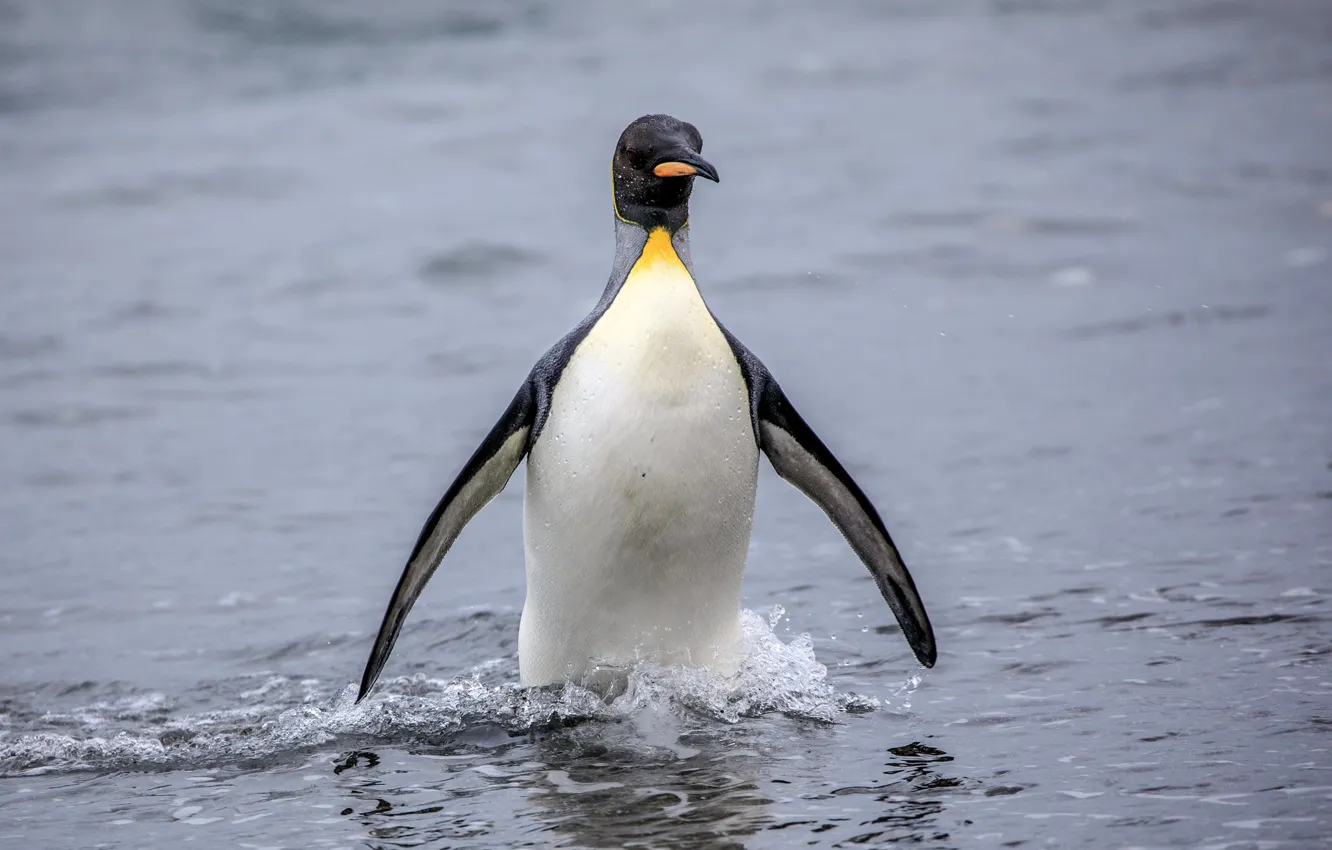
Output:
0 608 908 777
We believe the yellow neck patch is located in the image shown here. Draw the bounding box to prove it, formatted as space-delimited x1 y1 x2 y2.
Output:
632 228 686 277
575 224 734 406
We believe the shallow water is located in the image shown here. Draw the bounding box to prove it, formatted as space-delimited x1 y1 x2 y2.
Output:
2 0 1331 847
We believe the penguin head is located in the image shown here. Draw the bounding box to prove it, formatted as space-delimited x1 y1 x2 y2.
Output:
612 114 718 233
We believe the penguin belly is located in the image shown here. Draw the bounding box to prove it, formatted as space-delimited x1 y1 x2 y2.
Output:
520 248 758 686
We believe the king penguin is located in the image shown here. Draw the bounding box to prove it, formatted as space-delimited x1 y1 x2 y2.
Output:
356 114 936 700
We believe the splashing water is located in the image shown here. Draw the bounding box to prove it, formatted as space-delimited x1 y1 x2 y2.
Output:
0 609 915 777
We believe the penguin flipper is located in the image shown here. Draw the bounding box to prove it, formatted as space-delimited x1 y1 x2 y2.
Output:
755 377 938 668
357 381 536 702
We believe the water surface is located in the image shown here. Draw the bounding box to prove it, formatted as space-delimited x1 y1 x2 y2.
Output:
2 1 1331 847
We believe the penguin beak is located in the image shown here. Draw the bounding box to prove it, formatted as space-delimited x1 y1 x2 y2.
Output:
652 151 719 183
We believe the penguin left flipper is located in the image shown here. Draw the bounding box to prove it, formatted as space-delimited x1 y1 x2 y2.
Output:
357 381 537 702
721 328 937 668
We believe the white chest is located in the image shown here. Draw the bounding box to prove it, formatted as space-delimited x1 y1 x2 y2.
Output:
518 230 759 684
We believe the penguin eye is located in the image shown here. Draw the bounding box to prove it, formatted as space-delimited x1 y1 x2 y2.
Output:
624 148 646 169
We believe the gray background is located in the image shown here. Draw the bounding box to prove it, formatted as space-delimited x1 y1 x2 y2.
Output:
2 1 1330 847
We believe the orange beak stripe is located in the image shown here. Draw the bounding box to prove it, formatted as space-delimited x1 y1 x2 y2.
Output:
653 161 698 178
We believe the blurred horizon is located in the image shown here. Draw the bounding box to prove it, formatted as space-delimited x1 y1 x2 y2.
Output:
2 1 1331 847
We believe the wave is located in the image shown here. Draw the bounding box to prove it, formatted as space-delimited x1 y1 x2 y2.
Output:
1 608 919 777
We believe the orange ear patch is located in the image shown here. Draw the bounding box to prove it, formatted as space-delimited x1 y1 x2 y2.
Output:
652 161 698 178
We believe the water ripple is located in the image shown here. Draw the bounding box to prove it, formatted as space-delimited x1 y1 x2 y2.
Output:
0 611 893 778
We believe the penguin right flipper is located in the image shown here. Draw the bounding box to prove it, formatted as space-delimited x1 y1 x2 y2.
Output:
356 380 537 702
755 378 937 667
718 326 937 669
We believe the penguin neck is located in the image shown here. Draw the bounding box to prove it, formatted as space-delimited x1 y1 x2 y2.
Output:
600 219 696 303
